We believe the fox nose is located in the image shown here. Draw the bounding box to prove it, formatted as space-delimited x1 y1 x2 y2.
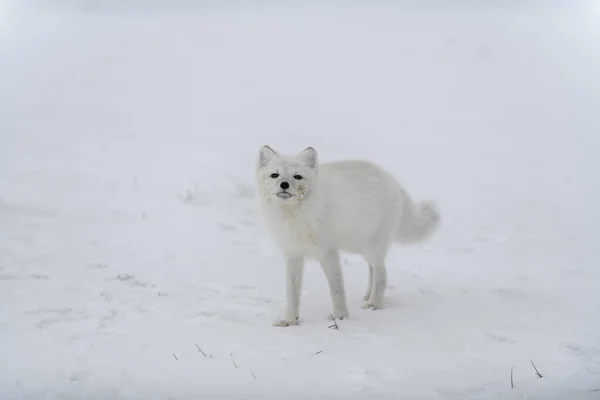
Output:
280 181 290 190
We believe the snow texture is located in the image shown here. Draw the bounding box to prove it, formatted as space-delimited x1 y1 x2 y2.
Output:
1 1 599 399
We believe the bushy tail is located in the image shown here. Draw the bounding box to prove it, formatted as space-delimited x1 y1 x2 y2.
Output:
395 192 440 244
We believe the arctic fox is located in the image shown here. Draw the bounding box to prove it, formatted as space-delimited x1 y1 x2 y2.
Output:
256 146 439 326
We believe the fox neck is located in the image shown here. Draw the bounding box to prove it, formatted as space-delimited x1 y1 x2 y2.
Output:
262 185 325 255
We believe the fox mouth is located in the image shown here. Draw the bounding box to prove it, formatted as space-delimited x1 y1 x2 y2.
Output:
276 192 293 199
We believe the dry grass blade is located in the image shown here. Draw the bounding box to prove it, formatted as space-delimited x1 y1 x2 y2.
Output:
530 359 543 378
510 365 514 388
195 343 207 357
327 314 339 330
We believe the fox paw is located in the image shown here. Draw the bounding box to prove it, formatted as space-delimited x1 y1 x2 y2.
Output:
273 316 299 327
329 310 349 320
362 302 382 310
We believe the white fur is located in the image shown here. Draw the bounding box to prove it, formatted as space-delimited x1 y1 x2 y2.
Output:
256 145 440 326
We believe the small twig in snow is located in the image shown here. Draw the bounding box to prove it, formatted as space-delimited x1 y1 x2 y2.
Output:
327 314 339 330
195 343 207 357
251 370 256 380
510 366 514 388
230 353 238 369
530 359 543 378
314 350 322 355
173 353 178 360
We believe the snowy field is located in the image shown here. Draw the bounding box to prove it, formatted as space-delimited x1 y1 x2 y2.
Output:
1 1 599 399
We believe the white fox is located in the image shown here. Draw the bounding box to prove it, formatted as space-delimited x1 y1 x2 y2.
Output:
256 146 440 326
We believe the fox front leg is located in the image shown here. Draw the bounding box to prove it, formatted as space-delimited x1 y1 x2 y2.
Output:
274 254 304 327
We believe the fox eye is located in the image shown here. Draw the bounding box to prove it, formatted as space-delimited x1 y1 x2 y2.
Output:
293 175 303 180
270 173 279 179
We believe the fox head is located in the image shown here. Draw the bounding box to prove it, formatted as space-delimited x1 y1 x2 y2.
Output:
256 145 319 206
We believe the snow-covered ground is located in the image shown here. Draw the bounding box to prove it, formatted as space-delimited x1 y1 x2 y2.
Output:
1 1 599 399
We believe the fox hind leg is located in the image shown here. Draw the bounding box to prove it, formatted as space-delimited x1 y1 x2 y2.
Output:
362 240 390 309
364 264 374 301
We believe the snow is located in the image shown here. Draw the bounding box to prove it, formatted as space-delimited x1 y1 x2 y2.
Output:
1 1 599 399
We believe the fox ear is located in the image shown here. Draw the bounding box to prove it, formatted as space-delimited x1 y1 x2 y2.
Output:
258 145 277 169
299 147 318 169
